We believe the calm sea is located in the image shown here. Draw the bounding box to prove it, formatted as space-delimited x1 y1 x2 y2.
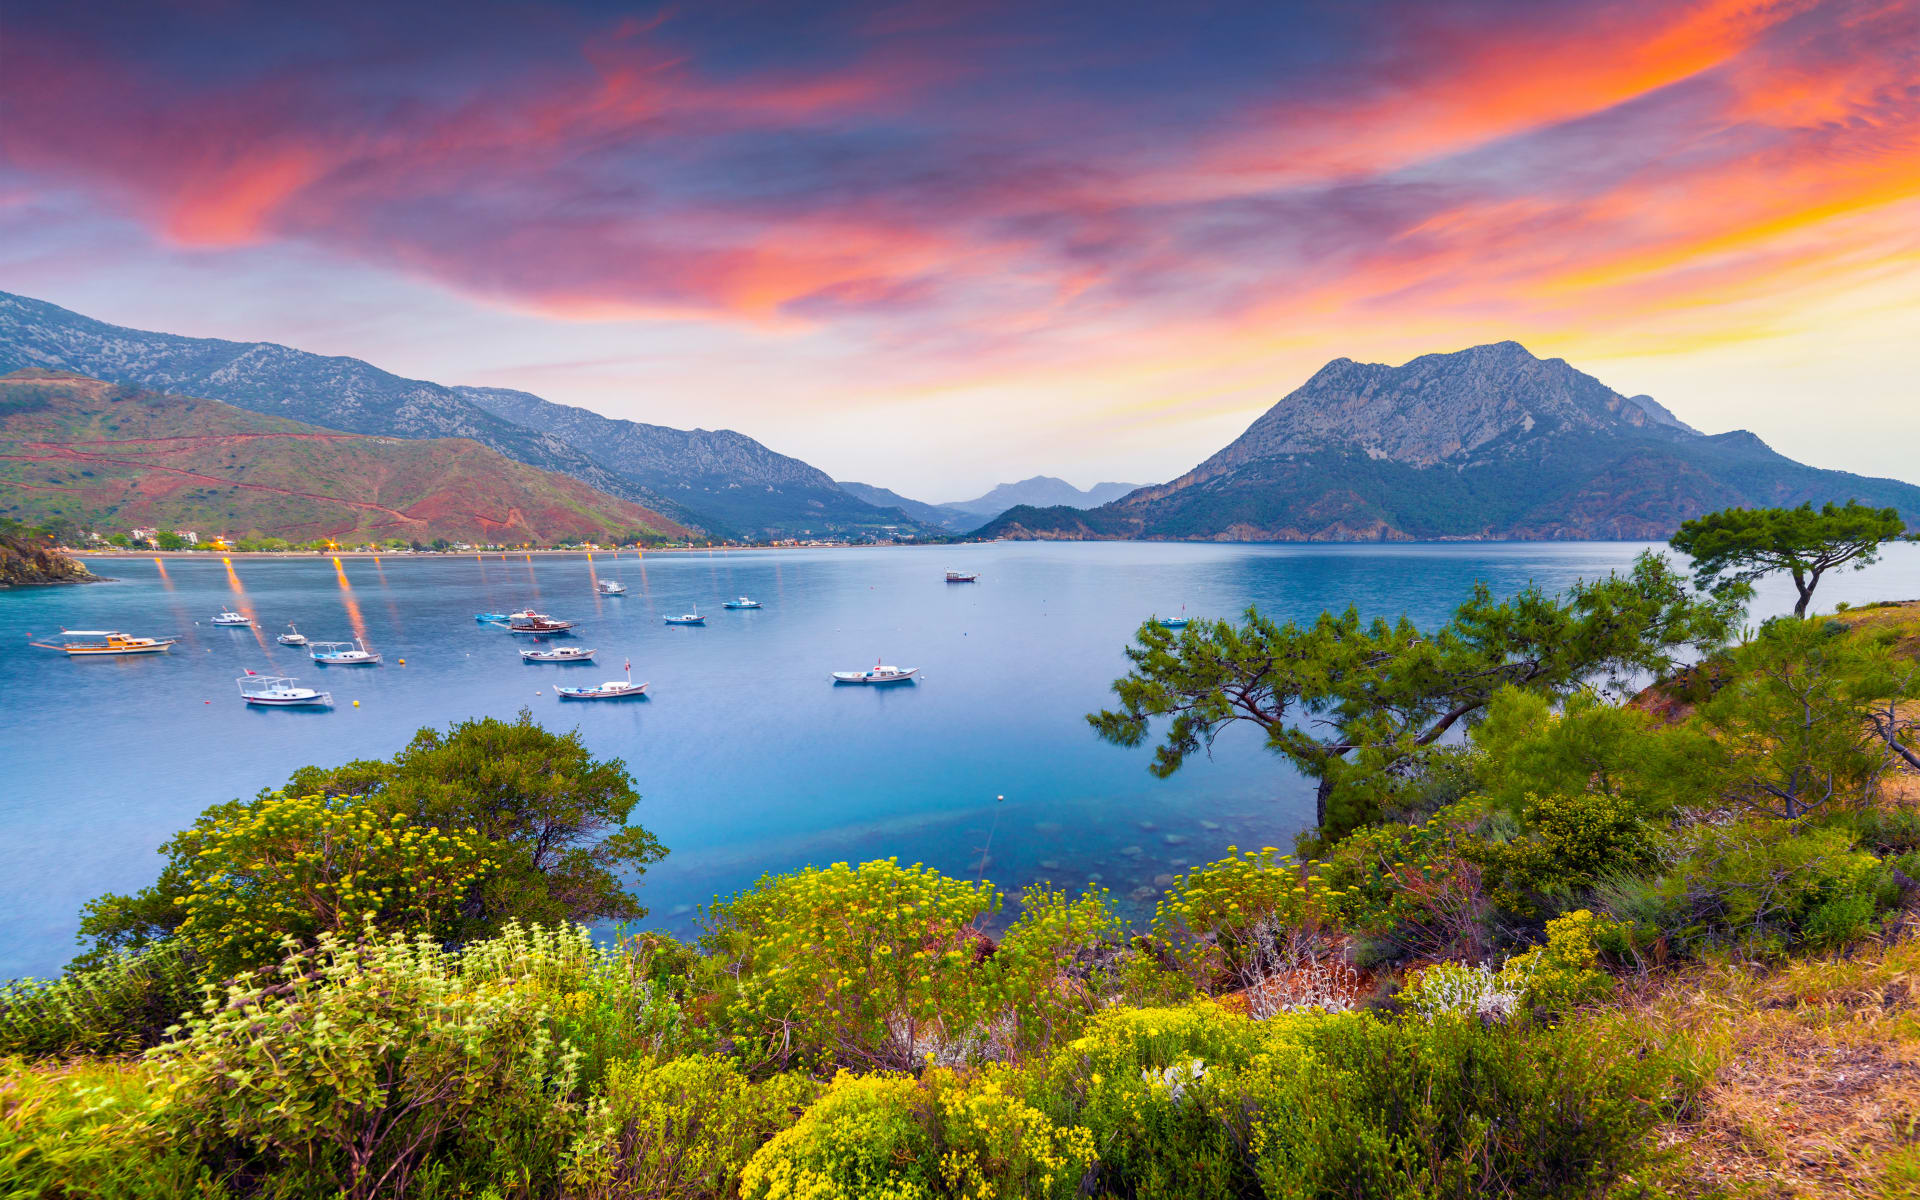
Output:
4 540 1916 979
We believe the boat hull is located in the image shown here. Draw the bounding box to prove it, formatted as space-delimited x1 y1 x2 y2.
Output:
58 643 175 655
244 694 331 707
832 670 919 685
311 655 380 665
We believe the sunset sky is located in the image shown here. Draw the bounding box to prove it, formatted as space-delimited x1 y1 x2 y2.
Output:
4 0 1917 499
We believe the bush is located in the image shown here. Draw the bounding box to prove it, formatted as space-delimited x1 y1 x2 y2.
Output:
0 1057 222 1200
1598 820 1893 956
994 886 1125 1055
1154 847 1347 991
564 1055 817 1200
151 927 583 1200
0 942 200 1058
1465 792 1656 918
701 860 1000 1070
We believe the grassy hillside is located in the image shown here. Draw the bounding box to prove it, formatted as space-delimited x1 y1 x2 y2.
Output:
0 371 687 545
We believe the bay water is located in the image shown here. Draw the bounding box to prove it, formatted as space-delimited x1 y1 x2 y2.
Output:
4 540 1916 980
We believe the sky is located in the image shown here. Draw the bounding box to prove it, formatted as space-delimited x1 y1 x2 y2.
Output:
2 0 1917 500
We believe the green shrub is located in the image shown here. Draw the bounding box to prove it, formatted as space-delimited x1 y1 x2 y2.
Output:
563 1055 816 1200
700 860 999 1070
0 1057 224 1200
0 942 200 1059
151 927 583 1200
1598 820 1892 955
1153 847 1348 990
1465 792 1656 918
994 886 1125 1055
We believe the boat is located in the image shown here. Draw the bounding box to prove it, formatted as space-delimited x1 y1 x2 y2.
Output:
29 629 177 656
722 596 762 609
276 623 308 646
663 607 705 626
210 610 252 627
521 646 597 662
308 639 382 665
475 611 511 623
832 660 920 685
504 609 576 634
1156 605 1192 630
596 580 627 596
236 672 331 708
554 658 648 700
945 571 978 583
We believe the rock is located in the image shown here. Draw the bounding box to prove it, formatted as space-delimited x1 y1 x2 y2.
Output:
1163 833 1188 846
1119 845 1144 857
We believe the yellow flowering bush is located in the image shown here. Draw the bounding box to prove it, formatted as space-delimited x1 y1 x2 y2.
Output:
1153 847 1347 987
564 1054 818 1200
165 792 491 977
993 885 1125 1055
702 859 999 1069
737 1068 1093 1200
1497 909 1621 1012
150 926 583 1200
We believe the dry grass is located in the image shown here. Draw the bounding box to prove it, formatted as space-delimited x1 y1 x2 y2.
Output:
1632 927 1920 1198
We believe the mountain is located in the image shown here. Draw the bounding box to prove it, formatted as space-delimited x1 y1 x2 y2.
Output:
0 370 686 545
977 342 1920 542
836 481 962 530
0 291 934 541
940 476 1143 521
454 386 936 542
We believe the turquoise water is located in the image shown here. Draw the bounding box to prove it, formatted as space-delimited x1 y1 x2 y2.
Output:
4 540 1916 979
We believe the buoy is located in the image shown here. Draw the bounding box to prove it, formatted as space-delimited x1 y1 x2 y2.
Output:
204 700 210 704
398 658 406 665
352 700 360 707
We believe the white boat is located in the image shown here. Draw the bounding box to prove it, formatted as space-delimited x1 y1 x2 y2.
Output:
236 672 331 707
29 629 177 656
663 607 705 626
276 623 308 646
522 646 597 662
832 660 920 685
722 596 762 609
945 571 978 583
503 608 576 634
554 658 647 699
596 579 627 595
309 639 381 665
211 610 252 627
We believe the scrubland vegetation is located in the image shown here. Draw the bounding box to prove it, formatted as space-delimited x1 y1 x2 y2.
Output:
4 522 1919 1198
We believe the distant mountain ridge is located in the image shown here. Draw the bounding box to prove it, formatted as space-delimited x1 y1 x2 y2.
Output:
0 291 936 541
456 386 929 541
979 342 1920 542
839 475 1145 531
0 370 685 544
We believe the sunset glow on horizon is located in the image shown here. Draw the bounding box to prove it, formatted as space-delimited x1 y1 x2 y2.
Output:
3 0 1916 498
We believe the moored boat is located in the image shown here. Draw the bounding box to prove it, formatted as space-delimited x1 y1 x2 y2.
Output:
945 571 978 583
1156 616 1190 629
663 606 705 626
237 672 331 707
832 660 919 685
522 645 597 662
276 623 308 646
29 629 177 656
554 658 647 699
596 580 627 595
722 596 762 609
309 639 381 665
211 610 252 626
504 608 576 634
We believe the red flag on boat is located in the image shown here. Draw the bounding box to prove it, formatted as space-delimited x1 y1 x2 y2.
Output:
624 658 630 672
245 669 256 675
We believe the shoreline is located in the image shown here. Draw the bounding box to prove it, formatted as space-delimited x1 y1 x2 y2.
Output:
66 544 910 561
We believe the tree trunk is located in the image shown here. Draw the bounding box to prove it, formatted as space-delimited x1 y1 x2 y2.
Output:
1315 775 1334 831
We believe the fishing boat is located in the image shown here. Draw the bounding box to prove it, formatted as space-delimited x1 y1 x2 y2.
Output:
554 658 648 700
521 646 597 662
309 639 381 665
29 629 177 656
596 580 627 595
276 623 308 646
663 607 705 626
475 611 511 624
722 596 762 609
236 672 331 708
1156 606 1192 630
505 609 576 634
945 571 978 583
210 610 252 627
832 660 920 685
